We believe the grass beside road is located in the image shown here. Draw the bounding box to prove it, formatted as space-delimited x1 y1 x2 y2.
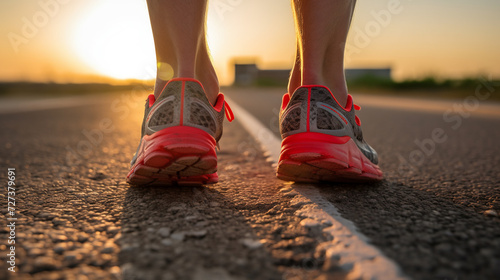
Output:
244 75 500 101
0 82 154 98
346 75 500 101
1 76 498 101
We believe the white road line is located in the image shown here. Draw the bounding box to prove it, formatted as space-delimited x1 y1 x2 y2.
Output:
227 97 409 280
226 98 282 166
0 96 106 114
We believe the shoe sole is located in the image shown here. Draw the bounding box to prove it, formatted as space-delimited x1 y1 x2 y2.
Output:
276 132 383 183
127 126 218 186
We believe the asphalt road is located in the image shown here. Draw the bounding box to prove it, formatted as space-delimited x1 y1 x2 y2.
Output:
0 87 499 280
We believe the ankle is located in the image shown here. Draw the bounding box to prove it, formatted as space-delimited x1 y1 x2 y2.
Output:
195 52 219 104
152 64 219 105
325 81 348 108
153 78 168 98
287 55 301 94
197 73 219 105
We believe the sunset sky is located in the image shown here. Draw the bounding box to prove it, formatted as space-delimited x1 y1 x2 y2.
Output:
1 0 499 85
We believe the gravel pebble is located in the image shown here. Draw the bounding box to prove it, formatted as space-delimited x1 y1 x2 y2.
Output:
54 243 69 254
209 202 220 207
170 232 185 242
33 256 59 272
50 234 68 243
63 253 83 267
195 221 210 227
161 239 173 246
27 249 44 259
484 209 498 217
120 244 138 254
158 227 171 238
283 190 299 198
77 234 89 243
107 226 120 235
38 212 56 220
101 244 117 254
290 199 311 208
300 218 321 228
185 230 207 238
52 217 68 226
185 215 199 221
241 238 263 249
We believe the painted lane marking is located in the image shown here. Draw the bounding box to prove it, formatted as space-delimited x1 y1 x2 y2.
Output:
227 97 409 280
226 97 282 166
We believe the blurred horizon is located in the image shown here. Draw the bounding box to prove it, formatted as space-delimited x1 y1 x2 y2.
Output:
1 0 500 86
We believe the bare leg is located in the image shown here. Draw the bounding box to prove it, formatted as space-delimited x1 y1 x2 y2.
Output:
290 0 356 107
288 40 301 96
147 0 219 103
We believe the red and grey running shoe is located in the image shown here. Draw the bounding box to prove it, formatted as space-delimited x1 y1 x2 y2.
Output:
277 85 382 183
127 78 234 186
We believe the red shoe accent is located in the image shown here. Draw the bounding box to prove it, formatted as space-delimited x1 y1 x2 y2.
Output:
320 104 348 125
281 93 290 110
213 93 225 112
148 94 155 108
210 93 233 122
127 126 218 186
353 104 362 126
306 88 311 132
277 132 383 183
180 81 185 125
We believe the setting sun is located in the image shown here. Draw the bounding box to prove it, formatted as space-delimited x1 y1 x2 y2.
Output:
71 0 155 80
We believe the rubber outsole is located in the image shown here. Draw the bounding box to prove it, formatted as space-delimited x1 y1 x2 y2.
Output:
276 132 383 183
127 126 218 186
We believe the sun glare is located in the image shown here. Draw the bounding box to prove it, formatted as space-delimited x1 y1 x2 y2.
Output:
72 0 156 80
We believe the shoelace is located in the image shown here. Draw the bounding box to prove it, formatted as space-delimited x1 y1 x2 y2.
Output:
353 104 361 126
215 101 234 150
224 101 234 122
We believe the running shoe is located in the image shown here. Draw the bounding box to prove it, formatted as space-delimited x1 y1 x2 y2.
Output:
127 78 234 186
277 85 383 182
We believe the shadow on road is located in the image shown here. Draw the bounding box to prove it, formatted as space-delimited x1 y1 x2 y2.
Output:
118 185 281 280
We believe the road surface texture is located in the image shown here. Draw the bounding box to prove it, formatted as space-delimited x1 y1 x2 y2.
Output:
0 86 499 280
